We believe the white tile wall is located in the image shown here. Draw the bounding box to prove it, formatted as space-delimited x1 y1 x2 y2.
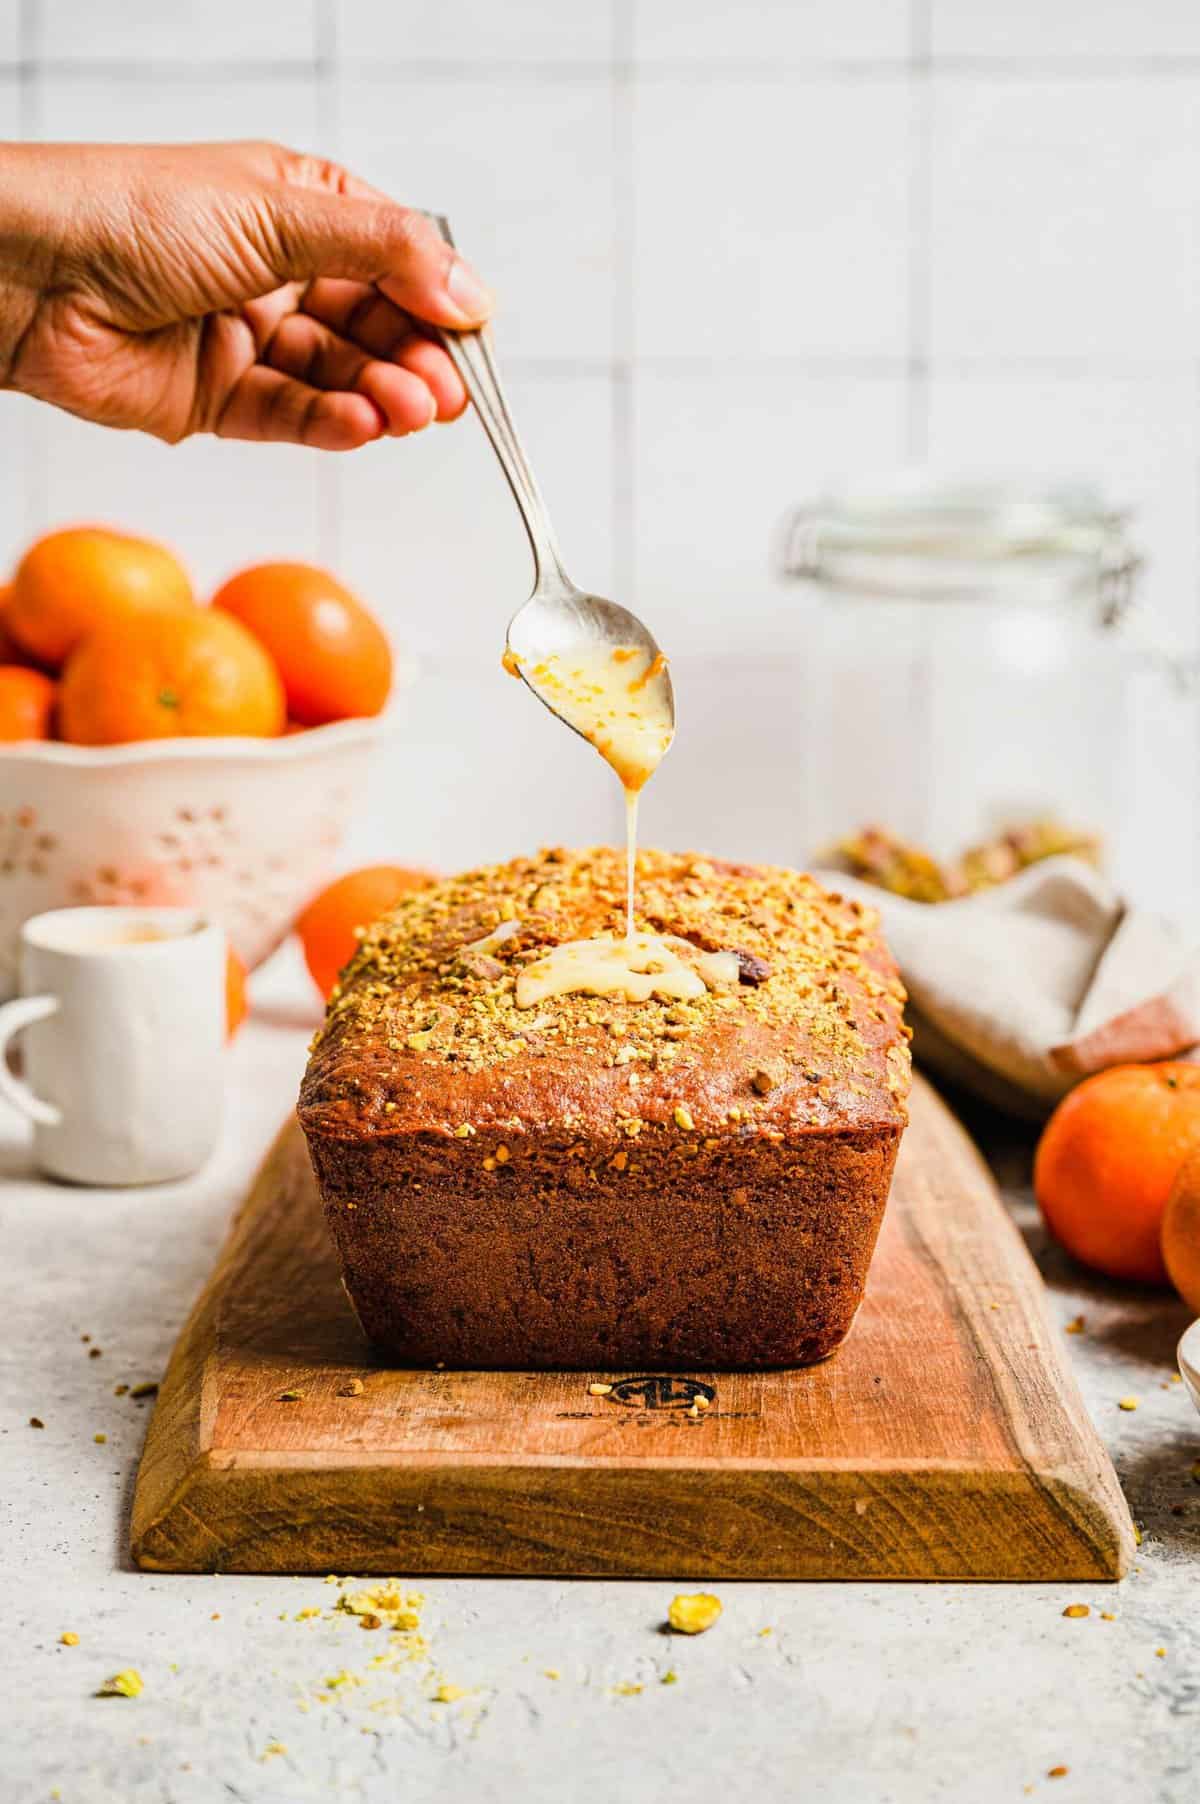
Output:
631 367 909 649
335 0 614 66
634 2 909 64
0 5 19 67
931 1 1200 62
633 75 912 359
930 78 1200 361
1 1 1198 921
35 2 319 65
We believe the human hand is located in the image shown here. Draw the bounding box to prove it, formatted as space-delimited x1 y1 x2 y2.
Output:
0 140 493 450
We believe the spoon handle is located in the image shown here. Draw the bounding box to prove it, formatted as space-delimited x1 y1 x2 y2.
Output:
425 216 568 592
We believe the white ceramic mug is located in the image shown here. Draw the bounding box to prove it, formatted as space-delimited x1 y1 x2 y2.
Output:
0 906 226 1185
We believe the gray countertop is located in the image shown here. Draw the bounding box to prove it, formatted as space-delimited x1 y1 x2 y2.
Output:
4 950 1199 1804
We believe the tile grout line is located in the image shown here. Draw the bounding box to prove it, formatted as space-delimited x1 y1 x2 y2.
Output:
314 0 342 573
905 0 932 461
611 0 636 609
17 0 43 533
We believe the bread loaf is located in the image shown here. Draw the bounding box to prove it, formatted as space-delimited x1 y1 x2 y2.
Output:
299 847 911 1370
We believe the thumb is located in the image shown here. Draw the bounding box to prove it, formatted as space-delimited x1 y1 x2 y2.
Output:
262 188 493 327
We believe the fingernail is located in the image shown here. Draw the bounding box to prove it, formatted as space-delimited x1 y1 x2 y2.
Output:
446 256 493 322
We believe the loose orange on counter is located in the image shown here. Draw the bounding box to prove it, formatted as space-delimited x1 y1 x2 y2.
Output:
1161 1145 1200 1312
0 666 56 740
1034 1063 1200 1284
58 610 286 745
8 527 194 669
298 864 436 999
212 562 392 727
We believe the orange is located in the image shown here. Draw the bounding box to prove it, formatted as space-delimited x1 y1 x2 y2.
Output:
226 948 249 1040
0 666 56 740
1161 1145 1200 1312
212 562 392 727
1034 1063 1200 1284
298 864 436 999
9 527 194 669
58 610 286 745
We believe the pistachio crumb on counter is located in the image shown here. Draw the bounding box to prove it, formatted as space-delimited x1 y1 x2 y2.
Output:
667 1593 723 1635
588 1382 613 1396
97 1669 143 1699
1118 1396 1139 1411
1062 1604 1089 1619
1065 1315 1085 1335
93 1432 106 1444
59 1632 79 1647
432 1682 467 1703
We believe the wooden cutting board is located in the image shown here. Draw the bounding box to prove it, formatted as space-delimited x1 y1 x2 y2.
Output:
131 1076 1134 1580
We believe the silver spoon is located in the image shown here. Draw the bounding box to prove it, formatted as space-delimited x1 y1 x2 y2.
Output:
424 215 675 756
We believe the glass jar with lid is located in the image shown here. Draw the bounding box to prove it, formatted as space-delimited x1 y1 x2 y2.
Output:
775 474 1187 893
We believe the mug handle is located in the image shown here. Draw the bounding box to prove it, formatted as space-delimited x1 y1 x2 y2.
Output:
0 995 63 1127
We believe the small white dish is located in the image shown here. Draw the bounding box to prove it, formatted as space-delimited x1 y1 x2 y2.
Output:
1178 1319 1200 1414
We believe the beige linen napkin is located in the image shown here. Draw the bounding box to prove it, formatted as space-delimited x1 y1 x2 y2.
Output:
818 857 1200 1120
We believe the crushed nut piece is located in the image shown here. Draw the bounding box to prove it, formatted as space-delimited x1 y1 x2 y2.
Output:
1062 1604 1089 1619
59 1632 79 1646
29 1417 44 1429
588 1382 613 1396
1118 1396 1139 1411
277 1390 304 1402
673 1105 695 1132
432 1682 467 1703
97 1669 143 1699
667 1592 723 1635
1065 1315 1085 1335
129 1382 159 1400
93 1432 106 1444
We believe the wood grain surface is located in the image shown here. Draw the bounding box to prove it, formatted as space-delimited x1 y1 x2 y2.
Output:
131 1076 1135 1579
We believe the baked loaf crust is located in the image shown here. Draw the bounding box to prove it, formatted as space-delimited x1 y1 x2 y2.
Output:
299 847 911 1370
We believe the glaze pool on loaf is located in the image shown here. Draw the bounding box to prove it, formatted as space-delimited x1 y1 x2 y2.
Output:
298 848 912 1371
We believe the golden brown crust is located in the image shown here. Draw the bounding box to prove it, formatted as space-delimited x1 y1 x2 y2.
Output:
299 847 911 1149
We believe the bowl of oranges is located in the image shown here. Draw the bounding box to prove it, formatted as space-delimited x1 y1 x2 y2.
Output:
0 526 401 995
